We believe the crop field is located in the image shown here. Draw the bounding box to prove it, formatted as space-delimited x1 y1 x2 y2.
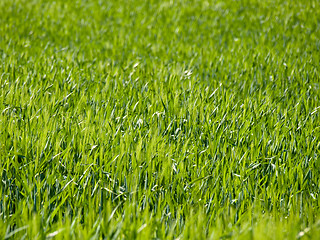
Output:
1 0 320 239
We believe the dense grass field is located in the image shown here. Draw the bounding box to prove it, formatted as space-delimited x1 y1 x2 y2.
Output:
1 0 320 239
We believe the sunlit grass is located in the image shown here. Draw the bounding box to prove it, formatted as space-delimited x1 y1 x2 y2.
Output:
1 0 320 239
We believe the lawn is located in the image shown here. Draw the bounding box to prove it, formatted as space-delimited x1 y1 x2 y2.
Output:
0 0 320 239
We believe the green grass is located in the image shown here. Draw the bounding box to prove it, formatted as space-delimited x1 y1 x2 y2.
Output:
1 0 320 239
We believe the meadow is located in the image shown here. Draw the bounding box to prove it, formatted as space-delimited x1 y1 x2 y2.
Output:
1 0 320 239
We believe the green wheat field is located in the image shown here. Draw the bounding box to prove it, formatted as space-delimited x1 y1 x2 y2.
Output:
1 0 320 239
